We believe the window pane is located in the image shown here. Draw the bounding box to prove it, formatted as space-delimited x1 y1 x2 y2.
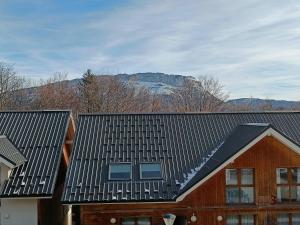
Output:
297 186 300 202
292 214 300 225
226 187 239 203
240 187 254 203
241 169 254 185
291 186 297 202
137 217 151 225
277 214 289 225
291 186 300 202
226 215 239 225
110 164 131 180
292 168 300 184
140 163 161 179
226 169 238 185
277 168 288 184
122 218 135 225
277 186 290 202
241 215 254 225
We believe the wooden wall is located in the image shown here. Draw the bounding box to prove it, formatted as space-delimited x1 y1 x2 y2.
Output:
80 136 300 225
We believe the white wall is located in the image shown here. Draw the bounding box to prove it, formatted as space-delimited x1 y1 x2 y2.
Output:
1 199 38 225
0 163 38 225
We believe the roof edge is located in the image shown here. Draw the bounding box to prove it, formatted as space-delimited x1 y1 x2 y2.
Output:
78 111 300 116
0 110 72 113
50 113 73 196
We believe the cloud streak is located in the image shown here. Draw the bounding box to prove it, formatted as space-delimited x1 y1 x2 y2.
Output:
1 0 300 99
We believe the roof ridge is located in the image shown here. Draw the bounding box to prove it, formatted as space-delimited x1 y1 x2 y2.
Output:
78 111 300 116
0 110 71 113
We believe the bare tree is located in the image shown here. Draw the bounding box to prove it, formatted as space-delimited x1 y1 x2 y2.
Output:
0 63 27 110
171 76 228 112
32 72 80 116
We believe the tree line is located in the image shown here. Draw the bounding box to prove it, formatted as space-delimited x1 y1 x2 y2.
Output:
0 62 294 119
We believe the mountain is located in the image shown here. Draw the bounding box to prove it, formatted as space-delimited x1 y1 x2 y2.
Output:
114 72 194 94
227 98 300 110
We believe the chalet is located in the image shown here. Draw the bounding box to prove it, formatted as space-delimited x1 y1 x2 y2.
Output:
0 110 74 225
62 112 300 225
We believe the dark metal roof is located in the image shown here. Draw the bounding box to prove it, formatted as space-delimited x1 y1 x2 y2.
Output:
62 112 300 204
0 111 71 198
0 136 27 167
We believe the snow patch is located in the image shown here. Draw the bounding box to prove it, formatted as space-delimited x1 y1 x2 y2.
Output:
179 141 224 190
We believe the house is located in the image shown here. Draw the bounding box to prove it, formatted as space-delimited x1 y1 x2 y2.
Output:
62 112 300 225
0 110 74 225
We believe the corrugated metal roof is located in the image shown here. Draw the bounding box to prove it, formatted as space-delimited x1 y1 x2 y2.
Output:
62 112 300 203
0 111 71 198
0 136 27 167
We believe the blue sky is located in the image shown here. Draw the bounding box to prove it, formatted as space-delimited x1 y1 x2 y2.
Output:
1 0 300 100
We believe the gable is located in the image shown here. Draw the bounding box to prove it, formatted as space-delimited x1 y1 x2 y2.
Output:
180 135 300 206
176 126 300 201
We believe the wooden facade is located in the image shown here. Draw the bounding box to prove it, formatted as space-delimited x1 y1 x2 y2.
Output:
79 136 300 225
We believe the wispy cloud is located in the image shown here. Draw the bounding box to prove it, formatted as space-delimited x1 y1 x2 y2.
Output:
1 0 300 99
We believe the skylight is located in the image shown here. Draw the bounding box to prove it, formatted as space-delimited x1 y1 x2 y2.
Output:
109 163 132 180
140 163 162 179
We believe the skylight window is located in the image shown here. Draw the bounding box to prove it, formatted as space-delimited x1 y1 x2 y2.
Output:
109 163 132 180
140 163 162 179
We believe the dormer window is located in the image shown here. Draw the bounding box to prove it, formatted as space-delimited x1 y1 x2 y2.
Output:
140 163 162 179
109 163 132 180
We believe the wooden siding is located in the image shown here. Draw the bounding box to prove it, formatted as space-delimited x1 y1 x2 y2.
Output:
80 136 300 225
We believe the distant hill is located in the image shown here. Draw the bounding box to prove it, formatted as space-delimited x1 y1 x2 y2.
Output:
227 98 300 110
27 72 300 110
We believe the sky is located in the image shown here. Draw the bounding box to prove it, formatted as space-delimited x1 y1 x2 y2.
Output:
1 0 300 100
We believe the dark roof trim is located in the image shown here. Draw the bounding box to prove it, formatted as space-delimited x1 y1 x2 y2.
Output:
0 110 71 113
0 194 52 199
61 198 176 205
78 111 300 116
49 112 72 196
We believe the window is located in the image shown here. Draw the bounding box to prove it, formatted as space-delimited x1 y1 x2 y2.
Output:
226 215 255 225
277 213 300 225
226 168 255 204
109 163 131 180
140 163 162 179
276 168 300 202
122 217 150 225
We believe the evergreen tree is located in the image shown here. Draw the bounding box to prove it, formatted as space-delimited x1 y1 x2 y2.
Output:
78 69 101 112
